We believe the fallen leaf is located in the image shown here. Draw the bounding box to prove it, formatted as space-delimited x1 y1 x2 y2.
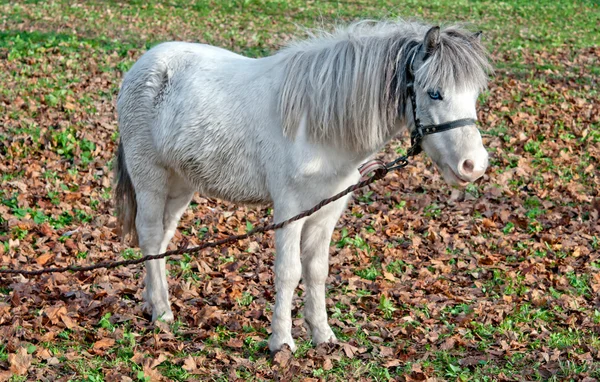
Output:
142 360 164 382
182 356 197 372
0 371 12 382
93 338 115 351
35 253 53 266
272 346 292 368
226 338 243 348
440 337 456 350
9 347 32 376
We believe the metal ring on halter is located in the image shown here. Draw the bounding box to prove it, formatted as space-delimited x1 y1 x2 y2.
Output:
385 156 409 171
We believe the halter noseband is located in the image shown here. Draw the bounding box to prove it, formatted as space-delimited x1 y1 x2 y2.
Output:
404 45 476 157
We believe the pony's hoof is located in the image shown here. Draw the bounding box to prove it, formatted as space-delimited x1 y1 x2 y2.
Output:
268 333 296 353
311 326 337 345
151 308 174 322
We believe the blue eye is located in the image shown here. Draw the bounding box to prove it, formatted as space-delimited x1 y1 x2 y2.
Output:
427 90 443 100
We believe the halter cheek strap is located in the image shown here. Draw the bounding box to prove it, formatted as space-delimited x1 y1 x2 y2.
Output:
359 44 478 180
405 45 476 157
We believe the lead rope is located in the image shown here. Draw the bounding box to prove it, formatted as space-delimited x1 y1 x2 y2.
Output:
0 157 410 277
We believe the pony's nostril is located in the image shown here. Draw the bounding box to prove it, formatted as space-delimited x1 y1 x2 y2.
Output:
462 159 475 175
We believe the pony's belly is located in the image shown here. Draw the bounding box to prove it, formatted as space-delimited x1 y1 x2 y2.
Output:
174 158 272 205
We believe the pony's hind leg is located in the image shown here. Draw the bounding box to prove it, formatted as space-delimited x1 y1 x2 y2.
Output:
135 181 170 321
160 173 194 255
300 194 350 345
140 171 194 322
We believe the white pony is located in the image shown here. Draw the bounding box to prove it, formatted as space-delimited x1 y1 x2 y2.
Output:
114 20 492 352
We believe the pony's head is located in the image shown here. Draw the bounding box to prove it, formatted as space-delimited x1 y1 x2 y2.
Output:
278 21 492 186
406 26 492 186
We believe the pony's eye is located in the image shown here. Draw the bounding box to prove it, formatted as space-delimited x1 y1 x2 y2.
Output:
427 90 443 100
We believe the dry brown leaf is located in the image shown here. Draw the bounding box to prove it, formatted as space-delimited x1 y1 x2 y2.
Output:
61 314 78 329
142 361 164 382
39 223 53 237
93 338 115 350
9 347 32 376
439 337 456 350
272 346 292 368
182 356 197 372
226 338 243 348
131 352 145 365
45 305 67 325
35 253 53 266
0 371 12 382
383 271 396 281
36 348 52 360
148 353 168 370
342 343 357 359
482 218 496 228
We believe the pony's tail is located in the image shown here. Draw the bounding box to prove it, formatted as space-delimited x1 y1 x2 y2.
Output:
114 141 138 245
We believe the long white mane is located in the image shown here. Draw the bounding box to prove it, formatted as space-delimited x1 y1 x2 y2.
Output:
277 20 492 152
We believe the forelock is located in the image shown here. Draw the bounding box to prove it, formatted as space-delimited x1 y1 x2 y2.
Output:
415 26 493 92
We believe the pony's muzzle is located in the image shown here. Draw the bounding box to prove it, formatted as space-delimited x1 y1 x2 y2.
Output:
457 152 488 182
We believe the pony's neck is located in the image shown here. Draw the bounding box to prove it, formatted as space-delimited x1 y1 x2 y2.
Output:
277 34 415 154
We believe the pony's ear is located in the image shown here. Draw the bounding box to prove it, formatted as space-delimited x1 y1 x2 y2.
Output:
473 31 483 41
423 26 441 56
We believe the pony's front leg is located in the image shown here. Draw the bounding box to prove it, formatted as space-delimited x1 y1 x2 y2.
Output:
268 210 305 353
301 195 350 345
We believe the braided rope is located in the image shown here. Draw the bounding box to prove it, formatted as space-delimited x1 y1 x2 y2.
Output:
0 160 404 277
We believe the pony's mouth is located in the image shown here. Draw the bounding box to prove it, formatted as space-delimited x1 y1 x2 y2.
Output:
444 166 469 187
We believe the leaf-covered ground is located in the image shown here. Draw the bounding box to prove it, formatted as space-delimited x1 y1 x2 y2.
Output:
0 1 599 381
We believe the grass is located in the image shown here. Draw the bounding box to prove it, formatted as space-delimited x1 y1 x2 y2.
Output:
1 0 599 380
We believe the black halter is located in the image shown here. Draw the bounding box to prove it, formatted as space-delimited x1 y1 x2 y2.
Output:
404 46 476 157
